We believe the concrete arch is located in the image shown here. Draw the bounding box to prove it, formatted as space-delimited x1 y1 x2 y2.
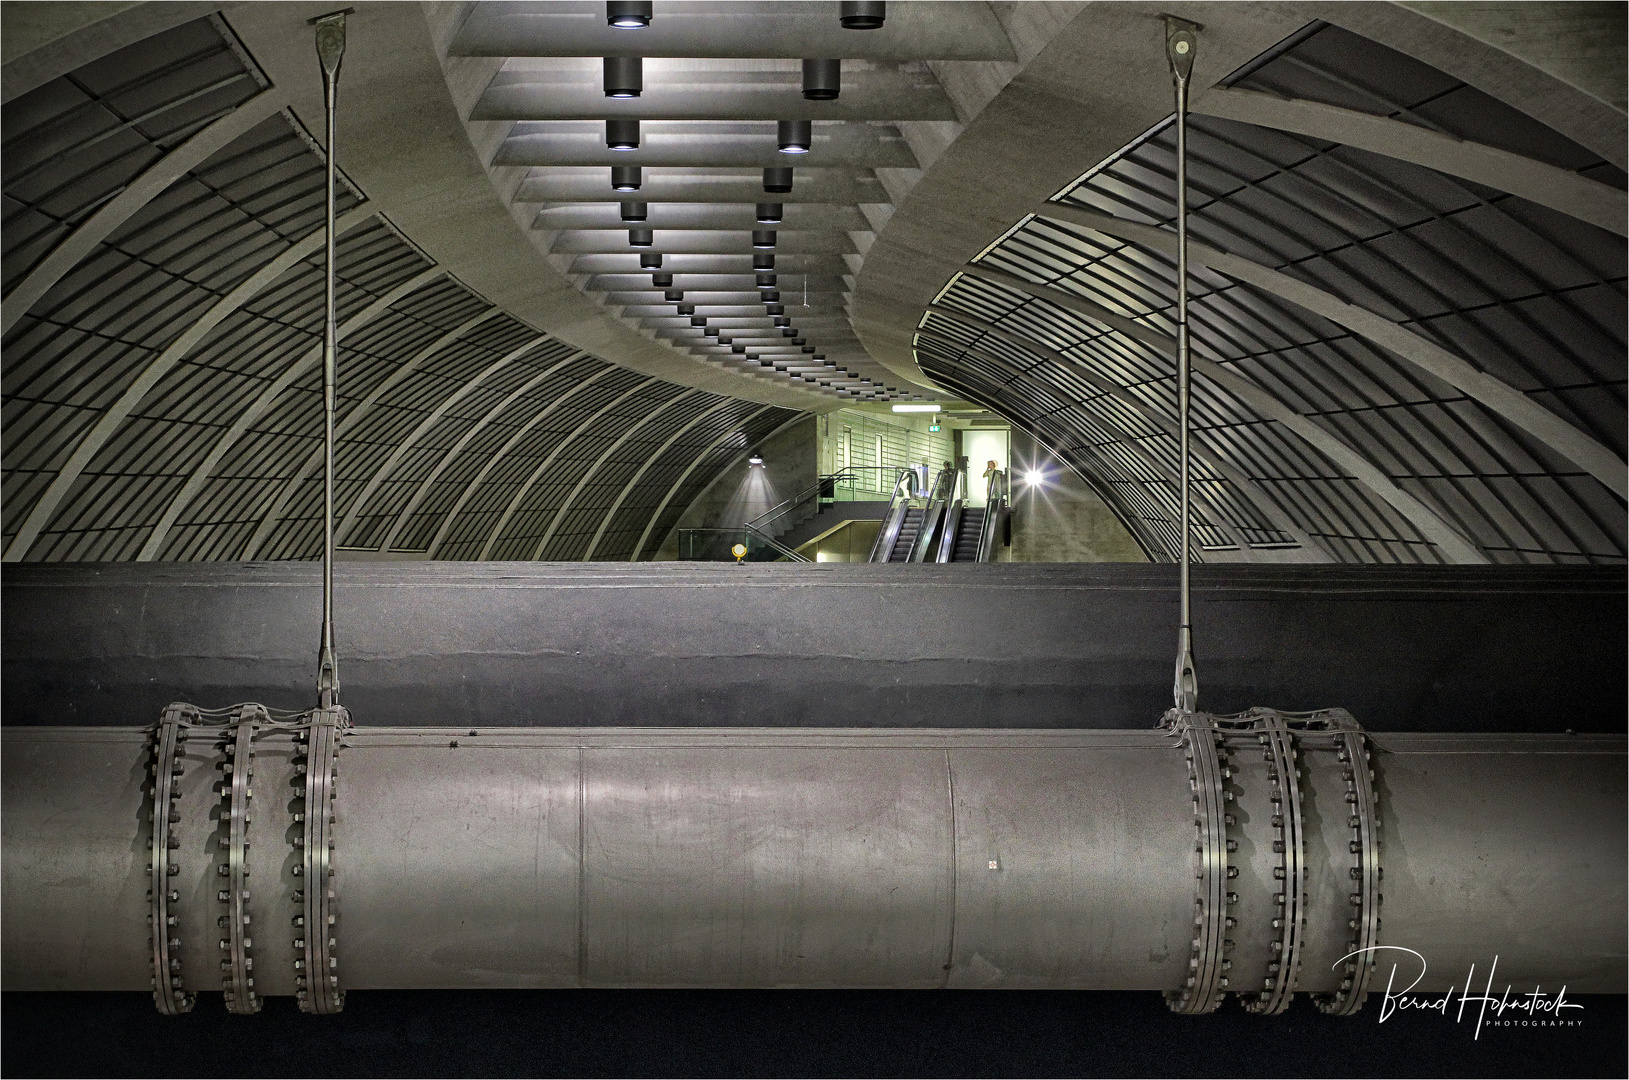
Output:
945 271 1488 563
423 365 618 558
628 404 784 562
528 389 702 561
922 303 1335 560
375 351 589 552
1033 202 1628 499
2 205 377 563
329 322 538 546
581 398 742 561
1191 87 1626 237
236 308 511 559
135 265 443 561
0 90 289 335
474 377 661 561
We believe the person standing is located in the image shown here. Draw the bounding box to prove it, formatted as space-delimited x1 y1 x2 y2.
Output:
982 459 1001 502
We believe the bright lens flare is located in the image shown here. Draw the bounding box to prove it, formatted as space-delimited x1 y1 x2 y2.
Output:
1023 469 1044 486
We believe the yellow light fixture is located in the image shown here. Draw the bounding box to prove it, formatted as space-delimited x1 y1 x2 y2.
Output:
732 543 748 563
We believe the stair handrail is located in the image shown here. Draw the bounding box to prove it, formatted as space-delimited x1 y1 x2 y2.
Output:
742 470 863 563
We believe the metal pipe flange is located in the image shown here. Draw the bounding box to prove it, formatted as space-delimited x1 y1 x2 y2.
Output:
294 705 347 1014
218 704 264 1014
148 704 196 1015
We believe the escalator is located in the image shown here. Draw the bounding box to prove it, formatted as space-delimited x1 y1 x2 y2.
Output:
948 507 985 561
889 508 925 561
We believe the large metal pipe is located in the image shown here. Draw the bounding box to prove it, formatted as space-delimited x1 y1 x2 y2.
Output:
4 724 1622 1004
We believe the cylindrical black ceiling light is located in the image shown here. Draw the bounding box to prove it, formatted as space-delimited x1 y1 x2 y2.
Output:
774 316 791 326
761 290 780 302
751 230 777 249
607 1 653 28
677 303 696 315
839 1 886 29
604 56 642 98
718 335 733 344
802 345 816 353
761 359 775 367
816 355 829 362
628 227 653 246
705 328 720 337
792 337 807 345
652 272 673 287
689 315 706 326
755 202 783 224
664 289 684 301
763 167 794 193
620 200 647 221
732 344 746 353
803 59 840 100
640 252 662 268
766 303 785 315
606 118 640 151
781 327 797 337
756 273 777 288
777 119 812 154
611 166 642 191
753 252 775 270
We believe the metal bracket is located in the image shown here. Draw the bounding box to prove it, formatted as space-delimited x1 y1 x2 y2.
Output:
1242 709 1306 1015
1317 722 1382 1015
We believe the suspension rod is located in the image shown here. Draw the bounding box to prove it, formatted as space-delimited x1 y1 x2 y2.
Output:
1167 17 1200 714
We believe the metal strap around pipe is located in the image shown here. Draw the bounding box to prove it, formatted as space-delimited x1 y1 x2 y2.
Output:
295 705 346 1014
147 705 195 1015
219 706 263 1014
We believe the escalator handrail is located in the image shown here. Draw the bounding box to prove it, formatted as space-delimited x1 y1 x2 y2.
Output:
908 464 959 563
866 468 918 562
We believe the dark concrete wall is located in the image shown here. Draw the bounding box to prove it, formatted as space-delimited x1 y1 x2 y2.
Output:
3 562 1622 733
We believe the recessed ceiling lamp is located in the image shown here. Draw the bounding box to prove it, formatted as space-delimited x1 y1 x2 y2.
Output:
761 290 780 302
628 227 653 246
752 230 777 249
777 119 812 154
801 346 816 353
839 1 886 29
705 328 720 337
748 454 764 466
718 335 733 344
639 252 662 268
763 167 793 193
677 303 696 315
892 403 941 413
755 203 783 224
611 166 641 191
757 273 777 287
791 337 806 345
803 59 840 100
774 316 791 327
603 56 642 97
620 201 647 221
753 252 775 270
780 327 797 337
652 272 673 287
765 303 784 315
605 118 640 151
607 1 652 28
689 315 706 326
732 344 746 353
664 289 684 301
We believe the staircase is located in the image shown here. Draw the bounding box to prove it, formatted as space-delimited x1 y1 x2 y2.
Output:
889 508 925 561
949 507 986 561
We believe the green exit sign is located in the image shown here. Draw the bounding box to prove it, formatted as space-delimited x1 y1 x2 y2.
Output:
928 423 941 432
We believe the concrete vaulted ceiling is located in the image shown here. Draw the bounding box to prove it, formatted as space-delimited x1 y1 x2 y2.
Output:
0 0 1624 565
